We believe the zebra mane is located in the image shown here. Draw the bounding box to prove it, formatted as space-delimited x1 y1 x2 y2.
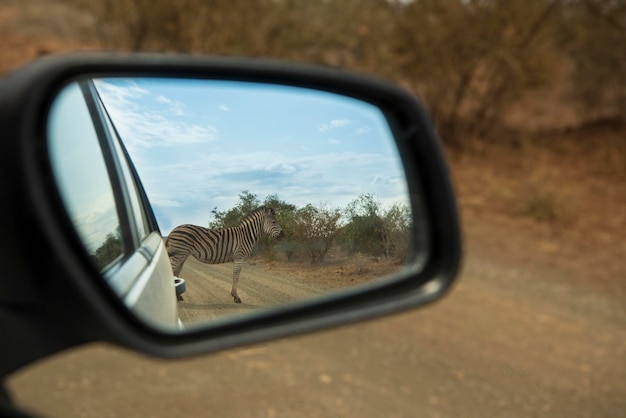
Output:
239 206 275 224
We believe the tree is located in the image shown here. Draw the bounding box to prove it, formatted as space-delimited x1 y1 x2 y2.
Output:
292 204 342 264
84 0 203 51
92 226 123 270
386 0 562 147
556 0 626 122
340 194 385 256
381 203 412 261
209 190 261 229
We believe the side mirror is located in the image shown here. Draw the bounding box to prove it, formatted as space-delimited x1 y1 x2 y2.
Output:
0 54 461 369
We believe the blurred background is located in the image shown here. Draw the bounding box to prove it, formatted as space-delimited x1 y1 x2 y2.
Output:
3 1 625 417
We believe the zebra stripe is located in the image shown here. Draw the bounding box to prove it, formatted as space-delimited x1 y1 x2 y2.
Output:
165 206 284 303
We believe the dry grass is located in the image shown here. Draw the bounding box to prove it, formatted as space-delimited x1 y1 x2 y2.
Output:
252 252 405 292
0 0 99 75
517 183 576 225
451 126 625 290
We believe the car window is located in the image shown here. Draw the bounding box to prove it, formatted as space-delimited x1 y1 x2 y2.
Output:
47 82 125 271
100 104 152 243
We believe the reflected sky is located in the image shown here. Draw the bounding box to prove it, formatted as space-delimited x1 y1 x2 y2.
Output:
95 78 410 234
48 82 122 256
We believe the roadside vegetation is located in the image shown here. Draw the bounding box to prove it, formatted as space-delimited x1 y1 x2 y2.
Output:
8 1 624 142
209 191 412 266
59 0 624 145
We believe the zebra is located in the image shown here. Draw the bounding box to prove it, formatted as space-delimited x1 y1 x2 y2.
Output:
164 206 285 303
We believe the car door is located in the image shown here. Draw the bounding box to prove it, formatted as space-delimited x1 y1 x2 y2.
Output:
47 79 181 331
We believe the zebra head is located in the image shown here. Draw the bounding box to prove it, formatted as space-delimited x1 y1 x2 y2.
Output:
261 206 285 240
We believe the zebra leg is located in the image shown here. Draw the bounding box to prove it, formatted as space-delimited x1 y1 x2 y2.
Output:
231 259 244 303
169 253 189 277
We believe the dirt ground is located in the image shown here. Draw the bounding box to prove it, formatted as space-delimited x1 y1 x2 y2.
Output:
6 200 626 418
167 251 404 325
174 260 325 324
2 1 626 417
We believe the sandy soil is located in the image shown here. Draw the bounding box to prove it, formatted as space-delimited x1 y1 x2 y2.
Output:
175 259 325 324
174 253 404 326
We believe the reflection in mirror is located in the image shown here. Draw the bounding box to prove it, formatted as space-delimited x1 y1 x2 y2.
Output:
47 77 428 330
48 82 125 271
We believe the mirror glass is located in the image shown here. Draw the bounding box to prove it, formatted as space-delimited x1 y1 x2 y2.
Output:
47 77 428 331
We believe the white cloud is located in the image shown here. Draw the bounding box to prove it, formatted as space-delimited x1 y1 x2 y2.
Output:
219 104 230 112
95 80 217 150
265 162 297 174
156 95 185 116
96 81 149 104
151 198 182 208
318 119 351 132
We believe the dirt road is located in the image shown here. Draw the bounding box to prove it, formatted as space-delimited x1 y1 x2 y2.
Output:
175 259 325 325
7 219 626 418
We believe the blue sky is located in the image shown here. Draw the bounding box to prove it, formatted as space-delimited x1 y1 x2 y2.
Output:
95 78 410 234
